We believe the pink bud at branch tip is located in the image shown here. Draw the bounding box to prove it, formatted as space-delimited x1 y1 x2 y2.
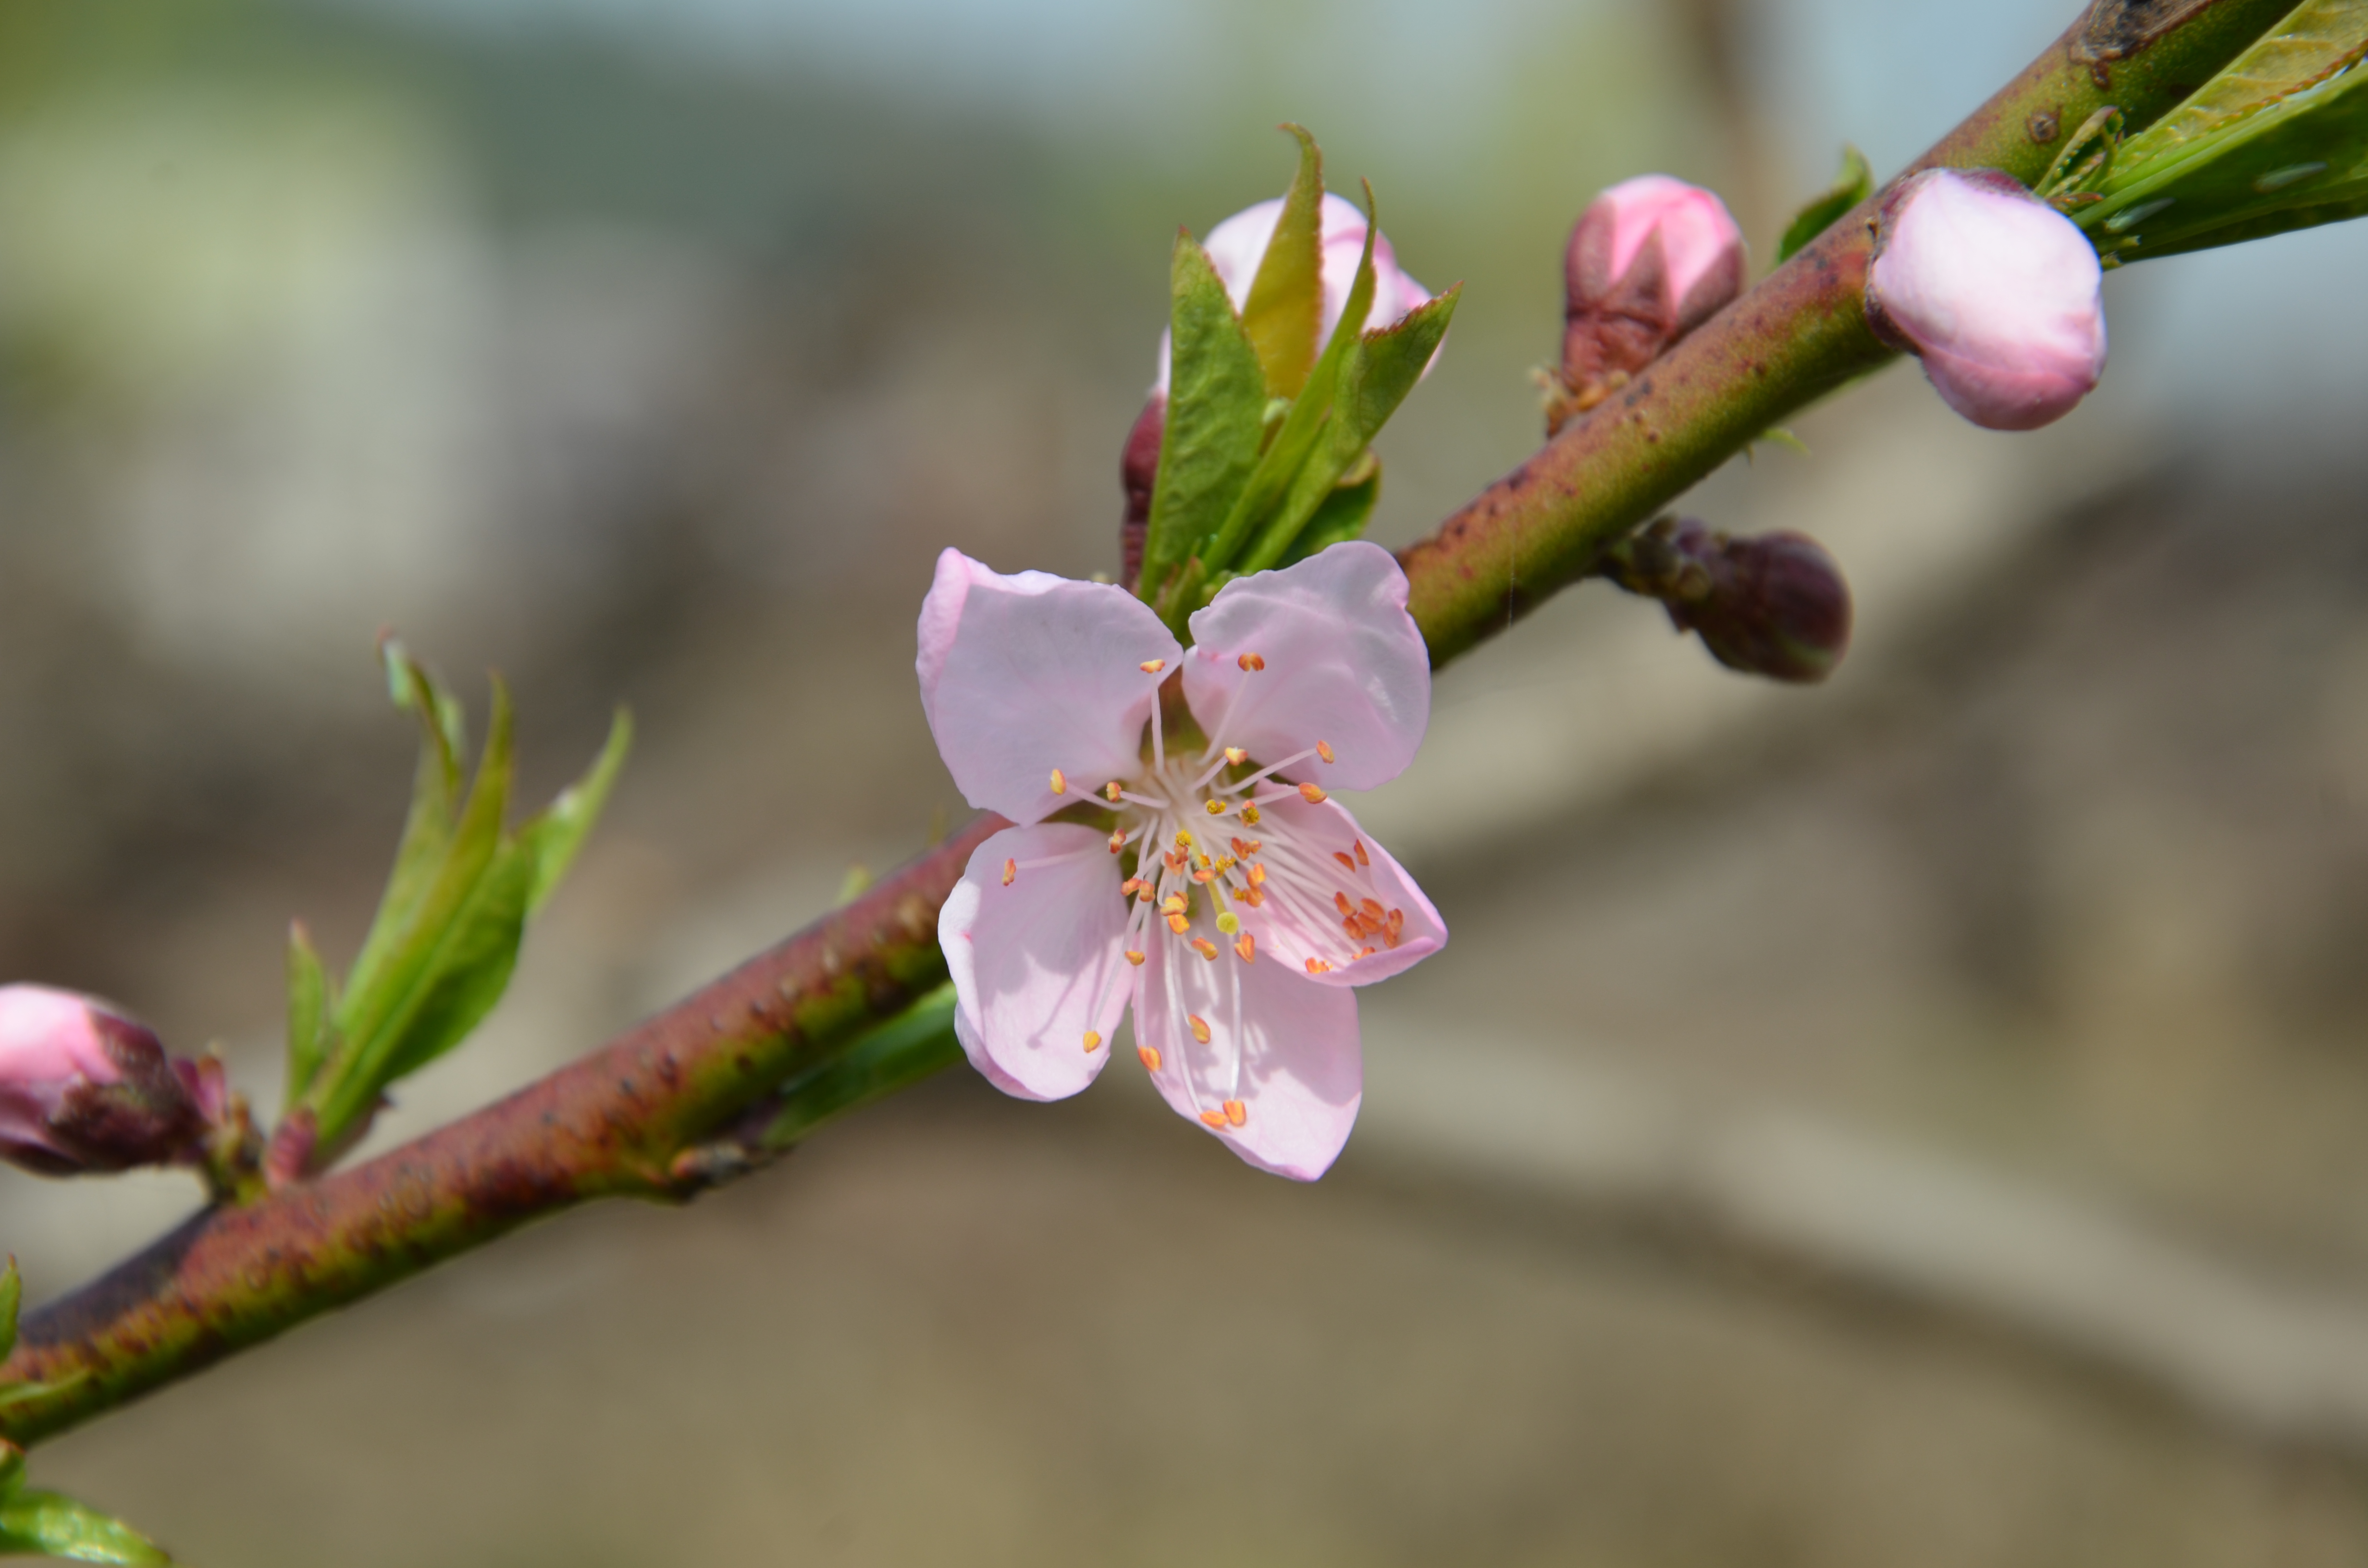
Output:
0 984 204 1176
1865 168 2107 432
1553 174 1745 433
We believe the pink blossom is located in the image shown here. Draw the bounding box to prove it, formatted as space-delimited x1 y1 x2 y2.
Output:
1865 168 2107 431
1153 192 1433 395
921 541 1443 1179
0 984 199 1175
1554 174 1746 430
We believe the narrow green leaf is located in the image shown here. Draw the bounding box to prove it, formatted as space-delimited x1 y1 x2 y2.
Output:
1778 144 1873 262
0 1375 87 1418
372 845 534 1084
1191 183 1384 589
343 643 468 1012
1239 124 1325 399
0 1262 18 1367
283 921 332 1109
764 986 961 1149
1280 455 1383 566
0 1491 172 1565
2077 0 2368 258
1240 283 1461 575
518 708 632 914
2034 107 2127 202
1139 235 1267 605
0 1445 21 1498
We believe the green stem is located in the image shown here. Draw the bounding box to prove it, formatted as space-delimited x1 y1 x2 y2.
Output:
0 0 2301 1452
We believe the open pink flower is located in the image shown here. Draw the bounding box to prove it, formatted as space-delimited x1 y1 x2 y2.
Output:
920 541 1443 1179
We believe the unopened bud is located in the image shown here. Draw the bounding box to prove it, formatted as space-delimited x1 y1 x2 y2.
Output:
1119 393 1165 591
0 984 203 1175
1865 168 2106 431
1553 175 1746 433
1602 516 1852 683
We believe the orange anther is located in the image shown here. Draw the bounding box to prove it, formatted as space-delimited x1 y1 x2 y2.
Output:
1191 867 1214 884
1049 768 1066 795
1002 858 1017 887
1298 782 1328 804
1357 945 1377 959
1305 957 1333 975
1121 877 1144 895
1163 850 1186 872
1109 829 1127 854
1166 913 1191 935
1234 933 1256 962
1205 799 1229 816
1188 1015 1211 1044
1223 1099 1246 1127
1105 781 1125 802
1190 937 1219 961
1161 894 1187 915
1224 747 1247 766
1317 740 1335 764
1139 658 1167 674
1125 949 1147 966
1199 1109 1230 1128
1354 839 1369 866
1384 908 1406 949
1247 864 1267 886
1082 1030 1103 1053
1360 898 1386 921
1138 1045 1162 1072
1332 851 1357 872
1237 651 1265 672
1334 892 1354 918
1241 887 1266 907
1231 837 1259 858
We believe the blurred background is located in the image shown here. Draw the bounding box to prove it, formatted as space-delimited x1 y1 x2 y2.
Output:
7 0 2368 1561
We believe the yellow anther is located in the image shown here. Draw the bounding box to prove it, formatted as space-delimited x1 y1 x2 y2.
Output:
1188 1015 1211 1044
1104 781 1125 802
1139 658 1167 674
1161 894 1187 915
1190 867 1214 884
1190 937 1219 961
1082 1030 1103 1053
1205 798 1229 816
1224 747 1247 766
1049 768 1066 795
1234 932 1256 963
1213 855 1236 874
1121 877 1146 896
1166 913 1191 935
1109 828 1127 854
1316 740 1335 764
1354 839 1370 867
1001 858 1017 887
1305 957 1332 975
1215 912 1241 936
1299 782 1328 804
1237 651 1265 672
1138 1045 1162 1072
1240 805 1262 826
1199 1109 1230 1128
1223 1098 1246 1127
1125 949 1146 966
1174 829 1195 849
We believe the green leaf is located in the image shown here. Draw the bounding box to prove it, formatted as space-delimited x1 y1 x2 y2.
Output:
1241 282 1461 575
0 1491 172 1565
1180 181 1385 606
0 1262 18 1366
764 986 961 1149
371 844 534 1085
2077 0 2368 259
1280 455 1382 566
1239 124 1325 399
518 708 632 914
1138 234 1268 605
283 921 332 1109
1778 144 1873 262
343 643 467 1011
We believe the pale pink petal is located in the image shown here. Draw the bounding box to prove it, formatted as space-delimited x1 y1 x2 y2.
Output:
1594 174 1746 309
1183 540 1429 792
940 825 1135 1102
1235 793 1444 987
1134 932 1362 1180
918 548 1181 825
0 985 120 1088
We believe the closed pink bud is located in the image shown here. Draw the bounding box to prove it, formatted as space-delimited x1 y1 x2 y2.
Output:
1865 168 2107 432
1152 192 1432 394
0 984 202 1175
1554 174 1746 431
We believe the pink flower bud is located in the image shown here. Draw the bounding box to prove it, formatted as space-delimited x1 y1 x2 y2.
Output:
1602 516 1853 684
1865 168 2107 432
1152 192 1432 394
1554 175 1746 430
0 984 203 1175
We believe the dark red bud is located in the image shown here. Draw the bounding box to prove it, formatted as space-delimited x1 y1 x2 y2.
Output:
1119 394 1165 591
1602 516 1852 684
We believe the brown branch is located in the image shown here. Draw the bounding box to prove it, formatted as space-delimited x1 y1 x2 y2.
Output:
0 0 2304 1449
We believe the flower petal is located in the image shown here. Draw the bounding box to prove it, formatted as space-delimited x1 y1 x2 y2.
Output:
1134 932 1363 1180
1235 793 1444 987
918 548 1182 824
1183 540 1429 792
940 824 1134 1102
